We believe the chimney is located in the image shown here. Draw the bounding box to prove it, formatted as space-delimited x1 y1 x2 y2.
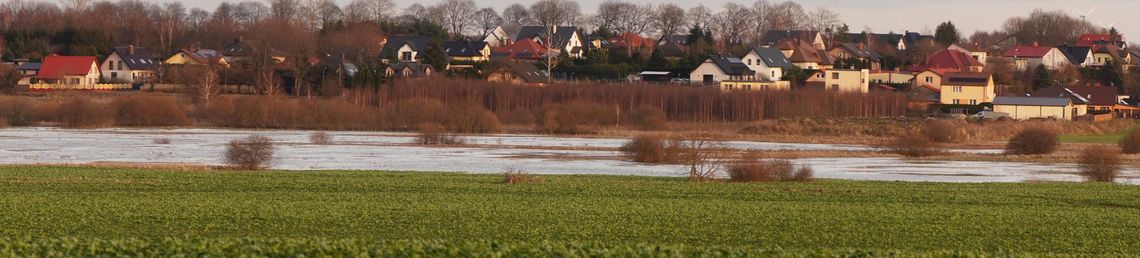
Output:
858 43 865 50
1033 41 1039 47
128 45 135 55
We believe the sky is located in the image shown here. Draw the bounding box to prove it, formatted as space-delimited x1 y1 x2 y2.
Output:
169 0 1138 39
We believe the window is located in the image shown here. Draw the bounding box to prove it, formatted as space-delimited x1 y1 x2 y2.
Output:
970 100 977 105
747 59 752 65
953 86 963 93
832 73 840 79
744 85 752 90
772 71 778 79
703 75 714 83
953 99 961 105
400 52 413 61
727 85 735 90
118 61 124 70
925 76 933 83
111 72 117 79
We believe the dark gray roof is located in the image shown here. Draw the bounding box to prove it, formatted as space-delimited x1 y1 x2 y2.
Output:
111 47 158 70
761 30 819 46
708 55 753 76
16 62 41 70
750 47 794 69
389 62 433 77
491 61 549 83
835 43 882 60
444 39 488 57
1057 45 1092 65
515 26 579 49
382 36 432 57
846 32 904 46
658 34 689 46
993 96 1071 107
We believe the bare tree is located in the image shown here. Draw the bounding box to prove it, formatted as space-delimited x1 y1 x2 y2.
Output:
234 1 269 27
680 139 724 182
715 3 751 46
1003 9 1097 46
403 3 427 17
474 8 502 38
269 0 300 22
157 2 186 54
687 5 713 32
187 8 209 31
502 3 530 25
806 7 840 32
343 0 394 23
530 0 576 81
197 66 221 105
768 1 805 30
257 69 282 96
653 4 685 38
595 0 624 31
436 0 477 37
748 0 771 43
58 0 91 14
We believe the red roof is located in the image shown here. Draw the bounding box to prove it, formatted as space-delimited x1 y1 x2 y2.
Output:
1076 33 1124 47
37 56 97 79
492 39 548 60
608 33 655 50
917 49 982 72
1004 45 1054 58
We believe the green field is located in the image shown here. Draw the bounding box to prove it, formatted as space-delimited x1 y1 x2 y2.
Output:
1 166 1139 256
1061 126 1137 144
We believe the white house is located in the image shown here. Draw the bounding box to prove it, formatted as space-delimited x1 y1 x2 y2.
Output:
101 46 158 84
741 47 794 81
1003 44 1069 71
515 26 586 58
36 56 100 85
689 55 755 85
483 26 513 47
381 36 431 63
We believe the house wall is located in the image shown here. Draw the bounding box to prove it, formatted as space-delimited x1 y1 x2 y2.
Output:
792 61 821 70
913 71 942 88
971 51 988 65
164 53 196 65
741 51 783 81
398 44 419 62
823 69 869 93
940 79 995 105
689 61 733 85
870 72 914 84
994 104 1079 120
719 81 791 91
101 52 154 84
564 32 584 58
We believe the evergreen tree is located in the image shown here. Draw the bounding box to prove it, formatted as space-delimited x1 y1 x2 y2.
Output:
647 48 668 69
934 21 960 46
834 24 851 43
423 40 448 72
1032 64 1053 90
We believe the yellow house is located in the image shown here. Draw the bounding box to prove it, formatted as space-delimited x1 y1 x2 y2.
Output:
993 96 1086 120
913 70 943 89
163 48 229 67
824 69 870 93
719 80 791 91
939 72 995 105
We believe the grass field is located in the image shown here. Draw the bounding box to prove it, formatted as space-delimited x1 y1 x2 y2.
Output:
1 166 1139 256
1061 126 1137 144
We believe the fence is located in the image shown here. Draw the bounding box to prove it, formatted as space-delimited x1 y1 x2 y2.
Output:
28 84 132 92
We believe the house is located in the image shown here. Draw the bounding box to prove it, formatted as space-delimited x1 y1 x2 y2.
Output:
608 32 656 56
514 26 585 58
775 39 834 70
15 62 40 85
1031 85 1140 118
761 30 824 49
444 39 491 69
483 26 513 47
820 69 870 93
381 36 432 63
847 31 934 51
491 39 548 61
101 46 157 84
947 43 989 64
36 56 100 85
908 84 941 112
719 80 791 91
1091 45 1130 69
385 62 433 78
221 38 285 64
993 96 1085 120
1075 33 1126 49
939 72 995 105
1003 44 1068 71
740 47 794 81
486 61 549 86
915 49 984 73
1056 45 1094 67
870 71 914 85
313 55 359 79
828 43 882 70
658 34 690 47
164 48 229 67
689 55 755 85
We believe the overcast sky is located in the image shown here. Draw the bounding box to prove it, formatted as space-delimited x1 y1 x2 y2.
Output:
170 0 1137 39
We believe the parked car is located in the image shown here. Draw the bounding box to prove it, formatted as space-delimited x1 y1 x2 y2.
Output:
973 111 1010 120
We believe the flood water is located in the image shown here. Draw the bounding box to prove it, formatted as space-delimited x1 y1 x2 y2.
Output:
0 127 1135 184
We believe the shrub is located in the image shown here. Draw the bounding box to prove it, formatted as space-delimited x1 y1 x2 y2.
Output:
415 123 464 145
499 109 536 125
538 101 617 134
923 120 962 143
110 95 191 127
679 139 724 182
53 97 112 128
1006 128 1059 155
224 135 276 170
1078 146 1121 183
503 166 539 184
628 105 667 131
727 152 814 182
310 131 332 145
888 133 942 157
620 135 682 163
386 98 445 131
0 96 37 126
153 138 172 144
443 101 502 133
1119 129 1140 154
